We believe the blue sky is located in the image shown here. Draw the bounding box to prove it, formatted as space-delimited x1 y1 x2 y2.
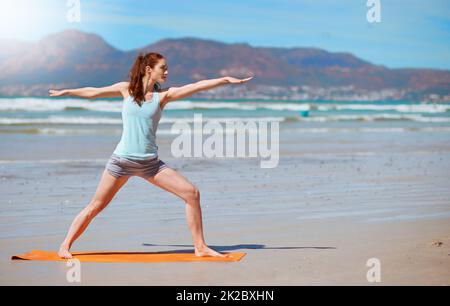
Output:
1 0 449 69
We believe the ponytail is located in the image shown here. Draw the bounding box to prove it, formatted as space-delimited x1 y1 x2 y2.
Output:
128 52 164 107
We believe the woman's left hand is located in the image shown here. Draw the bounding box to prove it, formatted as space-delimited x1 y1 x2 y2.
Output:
225 76 254 84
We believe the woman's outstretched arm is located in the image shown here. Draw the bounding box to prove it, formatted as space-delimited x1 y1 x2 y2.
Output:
48 81 129 99
162 76 253 104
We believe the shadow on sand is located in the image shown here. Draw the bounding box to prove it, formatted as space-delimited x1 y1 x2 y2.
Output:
141 243 337 253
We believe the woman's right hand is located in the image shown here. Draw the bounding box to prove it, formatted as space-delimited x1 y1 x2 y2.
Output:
48 89 68 97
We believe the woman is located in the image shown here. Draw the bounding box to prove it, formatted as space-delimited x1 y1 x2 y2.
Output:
49 52 253 259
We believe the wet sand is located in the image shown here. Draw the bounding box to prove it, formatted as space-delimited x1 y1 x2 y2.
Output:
1 129 449 285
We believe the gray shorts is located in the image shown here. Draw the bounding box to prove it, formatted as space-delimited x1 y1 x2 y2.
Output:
105 154 168 179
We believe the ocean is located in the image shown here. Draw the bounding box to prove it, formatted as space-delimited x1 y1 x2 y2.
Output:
1 97 450 137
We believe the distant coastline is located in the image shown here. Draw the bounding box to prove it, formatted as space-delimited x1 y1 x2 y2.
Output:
1 84 448 103
1 29 449 103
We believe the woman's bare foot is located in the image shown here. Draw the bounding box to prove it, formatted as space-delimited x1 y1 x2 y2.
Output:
58 245 73 259
195 245 228 258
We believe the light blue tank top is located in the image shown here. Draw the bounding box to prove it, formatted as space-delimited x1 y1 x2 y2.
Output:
113 92 162 160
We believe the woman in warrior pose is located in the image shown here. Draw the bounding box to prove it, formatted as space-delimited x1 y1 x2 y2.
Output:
49 52 253 259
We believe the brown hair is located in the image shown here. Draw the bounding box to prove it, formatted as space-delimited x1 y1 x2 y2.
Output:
128 52 164 106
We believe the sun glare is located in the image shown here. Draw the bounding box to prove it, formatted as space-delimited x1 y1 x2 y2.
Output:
0 0 56 41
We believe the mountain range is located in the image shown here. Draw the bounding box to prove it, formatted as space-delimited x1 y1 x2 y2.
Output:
0 29 449 102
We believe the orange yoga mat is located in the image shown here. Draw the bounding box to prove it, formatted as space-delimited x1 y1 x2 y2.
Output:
11 250 246 263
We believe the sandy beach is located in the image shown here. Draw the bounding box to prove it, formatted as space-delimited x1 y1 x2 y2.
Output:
1 127 449 285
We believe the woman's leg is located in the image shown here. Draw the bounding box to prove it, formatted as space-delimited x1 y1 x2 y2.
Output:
144 168 227 257
58 169 130 258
